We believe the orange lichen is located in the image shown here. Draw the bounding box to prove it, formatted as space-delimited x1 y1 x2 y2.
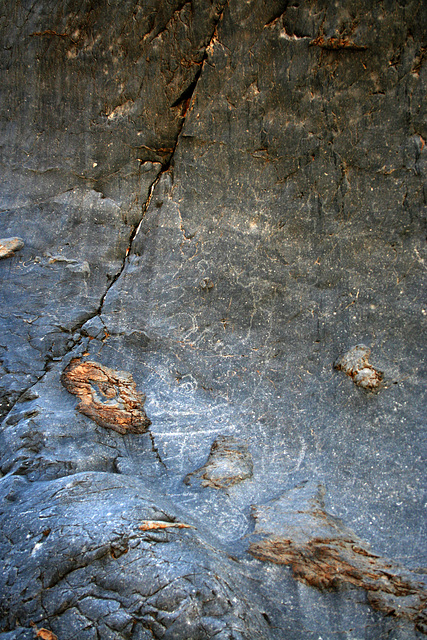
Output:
30 622 58 640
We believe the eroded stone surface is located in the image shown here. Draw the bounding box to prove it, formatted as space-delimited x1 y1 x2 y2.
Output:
334 345 383 390
61 359 151 434
184 435 253 489
0 472 272 640
250 482 427 632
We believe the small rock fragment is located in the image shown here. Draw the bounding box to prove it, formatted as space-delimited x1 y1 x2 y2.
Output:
184 435 253 489
61 358 151 434
199 277 214 291
334 344 383 390
249 482 427 630
80 315 105 339
0 237 24 259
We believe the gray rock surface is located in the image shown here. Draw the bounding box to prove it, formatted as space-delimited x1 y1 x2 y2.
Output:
1 0 426 638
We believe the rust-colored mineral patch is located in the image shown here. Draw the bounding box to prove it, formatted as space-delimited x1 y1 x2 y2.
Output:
249 482 427 632
61 358 151 434
309 36 368 51
30 622 58 640
334 344 383 390
0 237 24 259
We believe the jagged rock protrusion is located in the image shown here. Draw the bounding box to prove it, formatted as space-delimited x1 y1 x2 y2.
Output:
185 435 253 489
249 481 427 632
61 359 151 434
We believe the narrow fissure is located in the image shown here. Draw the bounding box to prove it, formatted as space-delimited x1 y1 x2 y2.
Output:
96 8 226 319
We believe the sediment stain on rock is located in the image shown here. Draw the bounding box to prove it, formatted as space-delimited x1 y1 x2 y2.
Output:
334 344 383 390
61 359 151 434
249 481 427 632
0 237 24 259
184 435 253 489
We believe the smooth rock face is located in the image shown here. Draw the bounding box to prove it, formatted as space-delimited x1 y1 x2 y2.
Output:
1 0 426 638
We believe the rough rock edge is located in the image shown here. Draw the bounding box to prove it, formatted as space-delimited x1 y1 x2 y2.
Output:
0 237 24 260
334 344 383 390
184 435 253 489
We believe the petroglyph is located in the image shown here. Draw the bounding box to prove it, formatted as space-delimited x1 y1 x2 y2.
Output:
61 359 151 434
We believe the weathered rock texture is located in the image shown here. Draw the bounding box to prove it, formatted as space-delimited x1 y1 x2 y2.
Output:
0 472 272 640
334 344 383 390
0 237 24 260
250 481 427 632
0 0 426 638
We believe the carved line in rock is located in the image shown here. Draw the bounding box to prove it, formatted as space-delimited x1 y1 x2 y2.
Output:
0 2 229 428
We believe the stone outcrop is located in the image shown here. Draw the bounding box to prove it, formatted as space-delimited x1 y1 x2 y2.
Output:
184 435 253 489
0 0 426 637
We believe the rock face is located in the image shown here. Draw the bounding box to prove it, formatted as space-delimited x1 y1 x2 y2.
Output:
0 473 272 640
1 0 426 638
